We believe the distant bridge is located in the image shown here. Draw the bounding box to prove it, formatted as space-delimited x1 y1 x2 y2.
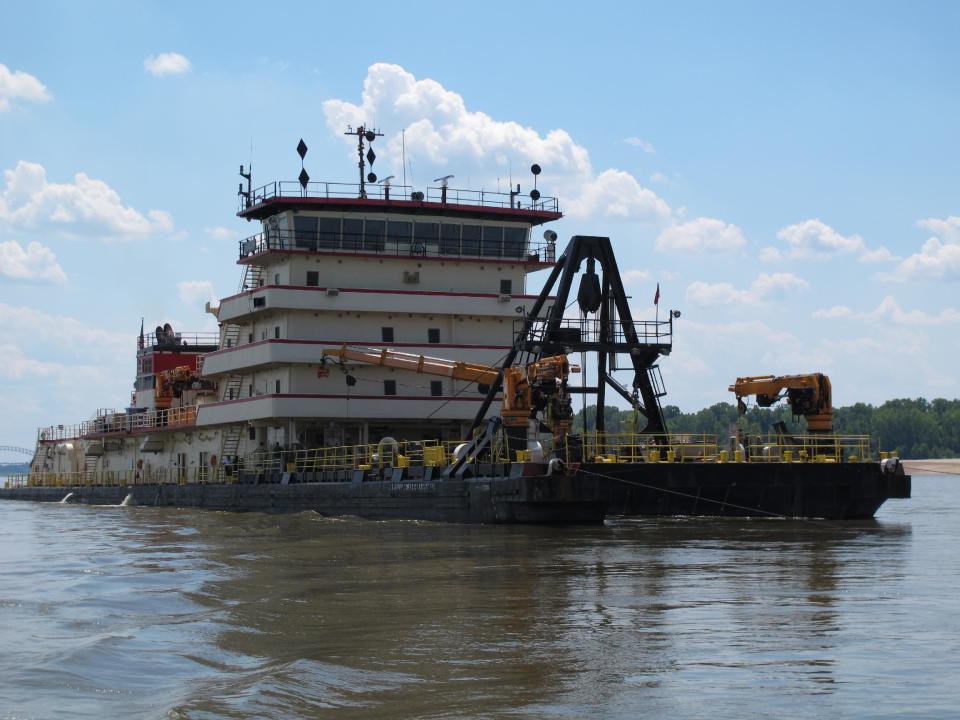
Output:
0 446 34 456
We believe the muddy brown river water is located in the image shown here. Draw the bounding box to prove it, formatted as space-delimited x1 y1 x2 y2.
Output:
0 475 957 719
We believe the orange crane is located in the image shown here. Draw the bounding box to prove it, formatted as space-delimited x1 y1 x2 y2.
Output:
155 365 217 409
728 373 833 433
321 346 579 436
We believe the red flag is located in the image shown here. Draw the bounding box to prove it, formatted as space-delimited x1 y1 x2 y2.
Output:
654 283 660 306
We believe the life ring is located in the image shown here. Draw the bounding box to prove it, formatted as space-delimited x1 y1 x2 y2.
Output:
210 454 218 466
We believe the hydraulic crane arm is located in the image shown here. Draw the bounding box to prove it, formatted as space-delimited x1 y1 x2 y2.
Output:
321 346 500 385
322 345 579 434
728 373 833 433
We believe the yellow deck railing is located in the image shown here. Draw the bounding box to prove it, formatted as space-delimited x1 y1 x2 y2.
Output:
564 432 722 464
37 405 200 442
3 431 888 490
741 433 872 463
5 465 217 489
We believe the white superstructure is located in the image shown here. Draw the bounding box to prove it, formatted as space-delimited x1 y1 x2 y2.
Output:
30 137 562 484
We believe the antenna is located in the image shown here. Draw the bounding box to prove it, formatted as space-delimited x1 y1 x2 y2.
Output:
433 174 454 204
402 129 407 188
510 183 521 209
238 163 252 208
345 125 383 198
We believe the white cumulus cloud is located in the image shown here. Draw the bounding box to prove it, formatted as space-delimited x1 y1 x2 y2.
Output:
322 63 672 223
763 218 896 264
888 216 960 281
144 53 191 77
0 161 174 239
813 296 960 326
567 169 671 220
0 343 67 380
859 246 900 263
0 64 51 112
621 269 651 284
918 216 960 244
205 226 239 241
177 280 215 306
775 219 864 258
686 272 808 305
0 303 129 359
623 137 656 153
0 240 66 283
655 218 746 254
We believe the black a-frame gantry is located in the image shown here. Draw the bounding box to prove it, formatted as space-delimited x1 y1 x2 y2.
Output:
470 235 675 436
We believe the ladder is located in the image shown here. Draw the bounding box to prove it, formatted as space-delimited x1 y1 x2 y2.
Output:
216 424 244 482
240 263 263 292
211 261 263 481
212 261 259 390
83 455 98 484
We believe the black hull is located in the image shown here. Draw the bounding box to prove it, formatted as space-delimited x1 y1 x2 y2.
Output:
1 462 910 522
0 469 606 525
585 462 911 519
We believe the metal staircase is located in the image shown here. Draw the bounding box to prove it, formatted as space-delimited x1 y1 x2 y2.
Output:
216 424 244 481
240 263 263 292
211 262 262 481
83 455 98 483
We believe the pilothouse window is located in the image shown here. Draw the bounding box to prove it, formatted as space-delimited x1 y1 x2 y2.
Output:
462 224 481 255
413 222 439 250
293 215 318 250
482 226 503 257
318 218 341 249
364 219 386 251
343 219 363 250
440 223 460 254
503 227 526 258
387 221 412 250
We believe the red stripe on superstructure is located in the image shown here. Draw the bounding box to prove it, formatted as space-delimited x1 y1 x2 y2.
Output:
238 196 562 223
220 284 553 303
203 338 511 358
201 393 493 408
238 248 555 268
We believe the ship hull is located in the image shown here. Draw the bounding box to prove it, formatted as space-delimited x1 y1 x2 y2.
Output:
586 462 911 519
2 461 909 521
0 468 606 525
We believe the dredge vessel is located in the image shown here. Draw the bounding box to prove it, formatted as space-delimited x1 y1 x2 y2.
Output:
1 130 910 521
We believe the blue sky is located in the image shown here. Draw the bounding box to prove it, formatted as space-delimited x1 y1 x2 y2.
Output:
1 1 958 451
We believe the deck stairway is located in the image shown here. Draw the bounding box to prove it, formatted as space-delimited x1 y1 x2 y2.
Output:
211 263 262 481
83 455 98 483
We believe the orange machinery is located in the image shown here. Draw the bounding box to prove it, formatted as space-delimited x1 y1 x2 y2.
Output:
321 346 579 437
728 373 833 433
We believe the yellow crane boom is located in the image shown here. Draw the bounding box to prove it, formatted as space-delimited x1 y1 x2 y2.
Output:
728 373 833 433
322 346 579 434
321 346 500 384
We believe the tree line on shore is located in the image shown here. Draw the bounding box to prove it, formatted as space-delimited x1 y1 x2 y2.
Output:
0 462 30 475
572 398 960 459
